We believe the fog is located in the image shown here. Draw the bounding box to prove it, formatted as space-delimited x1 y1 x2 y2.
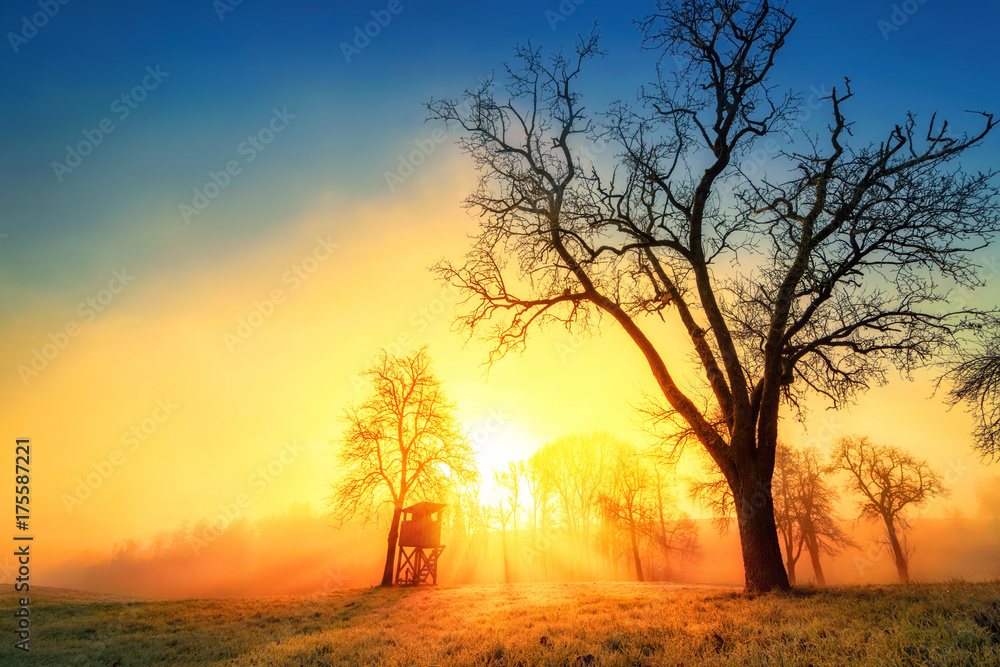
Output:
30 475 1000 599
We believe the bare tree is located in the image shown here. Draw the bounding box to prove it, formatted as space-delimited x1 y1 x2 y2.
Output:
793 446 854 586
493 463 522 583
598 445 653 581
772 444 805 585
327 347 476 587
518 457 551 579
532 433 621 558
647 465 702 581
832 435 948 583
774 444 854 586
944 340 1000 461
428 0 998 591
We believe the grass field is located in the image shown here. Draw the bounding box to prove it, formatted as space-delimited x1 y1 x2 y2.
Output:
3 581 1000 666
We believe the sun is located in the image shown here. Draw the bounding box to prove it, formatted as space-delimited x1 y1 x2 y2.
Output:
470 421 538 482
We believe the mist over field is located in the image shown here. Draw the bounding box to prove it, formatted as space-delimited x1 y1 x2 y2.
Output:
34 473 1000 600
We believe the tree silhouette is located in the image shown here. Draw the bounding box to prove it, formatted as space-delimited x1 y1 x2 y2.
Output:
773 444 853 586
428 0 998 591
772 444 805 585
598 445 654 581
327 347 476 587
793 447 854 586
494 463 523 583
530 432 623 576
832 435 948 583
649 464 701 581
945 341 1000 461
599 445 701 582
517 457 550 579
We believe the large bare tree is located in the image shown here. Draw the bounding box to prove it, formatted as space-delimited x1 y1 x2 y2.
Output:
327 347 476 586
428 0 998 591
832 435 948 583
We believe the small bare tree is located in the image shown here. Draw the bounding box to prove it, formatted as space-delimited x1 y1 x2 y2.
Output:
793 447 854 586
832 435 948 583
776 444 854 586
647 465 702 581
327 347 476 587
494 463 522 583
772 444 805 585
428 0 998 591
598 446 653 581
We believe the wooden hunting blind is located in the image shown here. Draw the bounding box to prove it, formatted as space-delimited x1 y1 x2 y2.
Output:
394 501 445 585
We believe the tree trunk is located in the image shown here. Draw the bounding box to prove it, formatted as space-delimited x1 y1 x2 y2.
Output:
381 504 403 587
779 529 798 587
804 531 826 586
661 547 673 582
784 553 797 587
734 472 791 592
501 526 510 584
629 520 644 582
883 516 910 584
656 481 673 582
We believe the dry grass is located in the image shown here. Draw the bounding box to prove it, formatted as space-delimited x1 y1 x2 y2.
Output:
2 580 1000 666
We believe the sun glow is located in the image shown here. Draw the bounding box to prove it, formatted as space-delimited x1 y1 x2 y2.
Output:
469 423 537 483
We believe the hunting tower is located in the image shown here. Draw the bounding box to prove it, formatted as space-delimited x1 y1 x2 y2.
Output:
394 501 445 585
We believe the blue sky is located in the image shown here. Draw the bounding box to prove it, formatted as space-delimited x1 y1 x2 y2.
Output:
2 0 998 315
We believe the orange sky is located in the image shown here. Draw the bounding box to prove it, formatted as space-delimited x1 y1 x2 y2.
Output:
1 154 996 574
